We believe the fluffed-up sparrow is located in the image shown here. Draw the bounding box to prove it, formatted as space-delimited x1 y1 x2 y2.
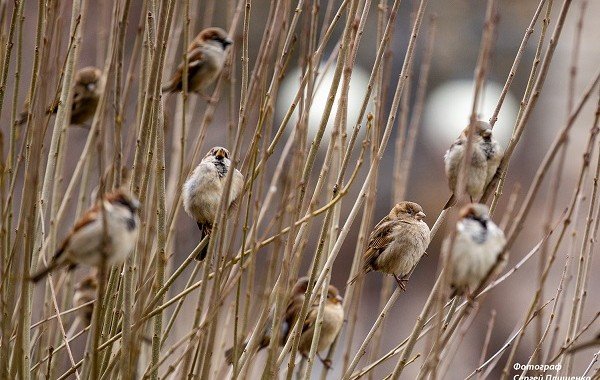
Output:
444 120 503 208
182 147 244 261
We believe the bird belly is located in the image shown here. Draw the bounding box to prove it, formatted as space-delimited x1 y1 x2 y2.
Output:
451 238 499 291
183 168 224 225
466 165 488 200
190 65 215 92
66 222 106 266
71 97 99 125
66 217 137 267
445 144 488 199
317 305 344 352
108 224 138 265
374 243 422 277
298 306 344 355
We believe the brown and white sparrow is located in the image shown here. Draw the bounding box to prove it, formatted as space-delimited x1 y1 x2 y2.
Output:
449 203 506 297
73 274 98 325
162 27 232 97
182 147 244 261
17 67 102 127
443 121 503 208
352 202 430 290
30 189 140 282
225 277 344 366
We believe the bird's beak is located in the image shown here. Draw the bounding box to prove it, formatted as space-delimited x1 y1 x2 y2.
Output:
215 148 226 160
482 129 492 138
335 295 343 304
223 37 233 47
416 211 426 220
87 83 96 92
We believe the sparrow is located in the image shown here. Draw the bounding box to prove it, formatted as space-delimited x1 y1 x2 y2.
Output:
30 189 140 282
449 203 506 297
443 121 503 208
182 146 244 261
68 66 102 125
16 66 102 127
224 277 344 367
73 274 98 325
162 27 232 97
352 202 430 290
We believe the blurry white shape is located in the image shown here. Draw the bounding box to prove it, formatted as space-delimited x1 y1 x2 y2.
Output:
277 65 371 142
423 80 517 150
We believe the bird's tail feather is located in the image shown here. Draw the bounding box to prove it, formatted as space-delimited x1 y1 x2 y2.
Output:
443 194 456 210
347 269 367 286
30 259 61 283
224 343 247 365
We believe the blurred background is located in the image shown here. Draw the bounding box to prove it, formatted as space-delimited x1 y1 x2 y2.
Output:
3 0 599 378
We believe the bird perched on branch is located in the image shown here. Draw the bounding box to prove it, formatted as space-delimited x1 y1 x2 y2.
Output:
443 120 503 209
182 147 244 261
162 27 232 98
17 66 102 127
224 277 344 368
351 201 430 290
448 203 506 297
30 189 140 282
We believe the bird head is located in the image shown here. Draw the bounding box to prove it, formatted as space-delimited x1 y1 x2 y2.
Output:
207 146 230 161
475 121 493 140
326 285 343 305
106 189 141 215
76 66 102 94
459 203 490 223
460 120 493 141
199 27 233 50
392 201 426 221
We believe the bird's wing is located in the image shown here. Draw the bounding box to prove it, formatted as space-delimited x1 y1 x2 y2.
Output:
281 293 304 342
363 216 395 266
162 47 206 92
301 307 318 335
71 85 83 110
69 84 89 121
72 206 100 231
54 207 100 261
185 47 208 81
